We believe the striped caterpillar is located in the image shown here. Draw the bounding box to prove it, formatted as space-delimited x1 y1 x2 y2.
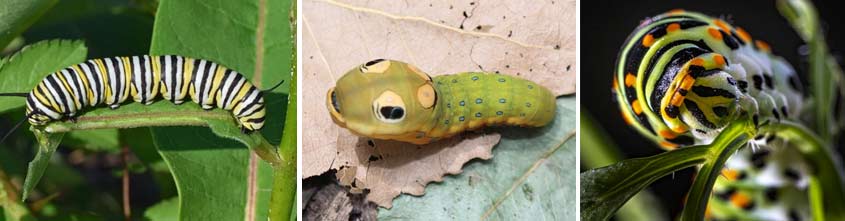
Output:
1 55 274 133
326 59 556 144
613 10 810 220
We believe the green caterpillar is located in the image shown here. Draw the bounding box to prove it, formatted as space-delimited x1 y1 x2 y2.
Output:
613 9 809 220
326 59 555 144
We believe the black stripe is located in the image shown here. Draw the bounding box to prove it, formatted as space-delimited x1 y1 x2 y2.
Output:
82 62 102 104
35 86 61 113
65 69 86 107
684 99 717 128
691 85 736 98
45 76 71 114
236 87 259 116
197 62 211 106
223 72 242 107
752 75 763 90
666 135 694 146
245 116 265 123
139 56 148 103
720 29 739 50
648 42 711 113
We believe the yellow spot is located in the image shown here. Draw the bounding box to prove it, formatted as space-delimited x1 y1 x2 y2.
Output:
668 9 685 15
631 99 643 115
642 34 655 47
755 40 771 52
659 130 677 139
714 54 726 66
736 27 752 42
416 84 435 108
667 23 680 32
612 75 619 89
659 141 678 149
707 27 723 40
721 169 739 181
690 58 704 66
625 73 637 87
621 111 635 125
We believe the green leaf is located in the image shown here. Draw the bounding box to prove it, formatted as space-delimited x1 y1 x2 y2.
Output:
379 96 576 220
149 0 294 220
0 0 57 48
21 127 64 201
64 129 120 152
1 169 33 221
0 40 88 113
144 197 179 221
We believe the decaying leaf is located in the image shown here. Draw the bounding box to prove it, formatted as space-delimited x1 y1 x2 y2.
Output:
303 0 575 207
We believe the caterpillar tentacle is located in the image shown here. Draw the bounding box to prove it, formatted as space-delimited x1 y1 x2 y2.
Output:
22 55 266 132
614 10 810 220
327 59 555 144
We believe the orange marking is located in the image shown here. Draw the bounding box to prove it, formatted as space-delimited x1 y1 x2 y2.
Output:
612 75 618 89
671 125 688 134
707 27 723 40
755 40 771 52
714 19 730 32
736 27 752 42
668 9 685 15
730 192 752 208
721 169 739 181
714 54 726 66
660 141 678 149
667 23 681 32
660 130 678 139
690 58 704 66
625 73 636 87
642 34 655 47
632 99 643 115
621 111 635 125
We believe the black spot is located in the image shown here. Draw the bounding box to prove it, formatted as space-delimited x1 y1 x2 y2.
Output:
499 98 506 103
763 74 774 89
695 129 708 134
743 200 756 210
526 102 532 107
365 59 385 67
379 106 404 120
788 75 803 92
475 112 482 117
665 105 680 118
667 135 694 146
367 140 375 147
766 134 776 143
460 101 465 106
716 188 736 200
331 90 341 112
737 171 747 180
753 115 759 126
738 80 749 93
752 75 764 90
713 106 729 117
781 106 789 118
772 109 781 120
496 111 503 116
368 155 381 162
764 187 779 201
444 120 450 125
726 77 736 86
721 30 740 49
751 149 771 169
784 168 801 181
475 98 483 104
678 88 688 96
692 85 736 98
459 116 465 121
754 134 765 140
789 210 801 221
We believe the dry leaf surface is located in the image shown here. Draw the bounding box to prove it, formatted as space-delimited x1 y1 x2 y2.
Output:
303 0 575 207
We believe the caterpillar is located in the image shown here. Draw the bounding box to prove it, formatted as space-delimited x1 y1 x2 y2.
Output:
0 55 273 133
612 10 810 220
326 59 556 144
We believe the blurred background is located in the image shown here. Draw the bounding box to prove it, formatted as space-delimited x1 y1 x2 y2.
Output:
580 0 845 218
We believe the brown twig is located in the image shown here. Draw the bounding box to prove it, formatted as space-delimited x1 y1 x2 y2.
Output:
122 146 131 221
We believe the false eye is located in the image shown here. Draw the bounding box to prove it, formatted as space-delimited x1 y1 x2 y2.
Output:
331 90 341 113
379 106 405 120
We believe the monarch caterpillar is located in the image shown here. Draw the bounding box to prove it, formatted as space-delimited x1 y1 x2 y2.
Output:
613 10 809 220
326 59 556 144
0 55 277 135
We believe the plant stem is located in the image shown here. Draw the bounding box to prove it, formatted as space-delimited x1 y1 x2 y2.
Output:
270 5 297 219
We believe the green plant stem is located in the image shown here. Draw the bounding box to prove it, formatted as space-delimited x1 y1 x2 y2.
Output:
270 6 297 218
680 120 754 220
764 121 845 220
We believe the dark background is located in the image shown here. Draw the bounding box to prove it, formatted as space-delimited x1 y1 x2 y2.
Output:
581 0 845 218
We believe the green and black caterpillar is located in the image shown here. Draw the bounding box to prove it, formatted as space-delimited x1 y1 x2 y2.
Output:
613 9 810 220
326 59 555 144
0 55 272 132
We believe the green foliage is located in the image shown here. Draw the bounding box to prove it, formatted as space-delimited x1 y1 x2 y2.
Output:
0 40 87 113
0 0 57 48
380 96 576 220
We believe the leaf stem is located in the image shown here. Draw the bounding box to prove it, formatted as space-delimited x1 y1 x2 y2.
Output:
270 5 297 219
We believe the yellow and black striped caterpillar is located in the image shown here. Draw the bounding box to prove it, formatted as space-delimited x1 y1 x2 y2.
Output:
2 55 270 132
613 10 810 220
326 59 556 144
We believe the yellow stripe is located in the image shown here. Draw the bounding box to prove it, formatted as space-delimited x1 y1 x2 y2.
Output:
53 72 81 109
151 56 162 95
71 65 94 105
182 58 194 98
210 66 227 103
124 57 137 98
95 59 112 100
36 83 62 113
121 57 132 99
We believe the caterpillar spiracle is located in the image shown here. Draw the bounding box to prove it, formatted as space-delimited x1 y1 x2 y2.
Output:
326 59 556 144
613 10 810 220
2 55 271 132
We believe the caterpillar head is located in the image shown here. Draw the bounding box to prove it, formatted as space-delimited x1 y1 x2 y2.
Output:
327 59 438 144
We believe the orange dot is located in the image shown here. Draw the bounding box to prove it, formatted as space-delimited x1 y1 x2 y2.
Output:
668 9 685 15
755 40 771 52
642 34 655 47
707 27 723 40
671 125 688 134
625 73 637 87
667 23 681 32
621 111 635 125
612 75 619 89
632 99 643 115
736 27 752 42
721 169 739 181
730 192 752 208
690 58 704 66
660 141 678 149
714 54 726 66
714 19 731 32
660 130 678 139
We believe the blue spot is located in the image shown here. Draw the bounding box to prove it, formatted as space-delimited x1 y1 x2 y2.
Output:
499 98 506 103
445 120 450 124
475 98 483 104
526 102 532 107
459 116 465 121
460 101 465 106
452 79 458 83
475 112 482 117
471 76 479 81
528 85 534 89
498 78 505 82
497 111 503 116
447 103 451 108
